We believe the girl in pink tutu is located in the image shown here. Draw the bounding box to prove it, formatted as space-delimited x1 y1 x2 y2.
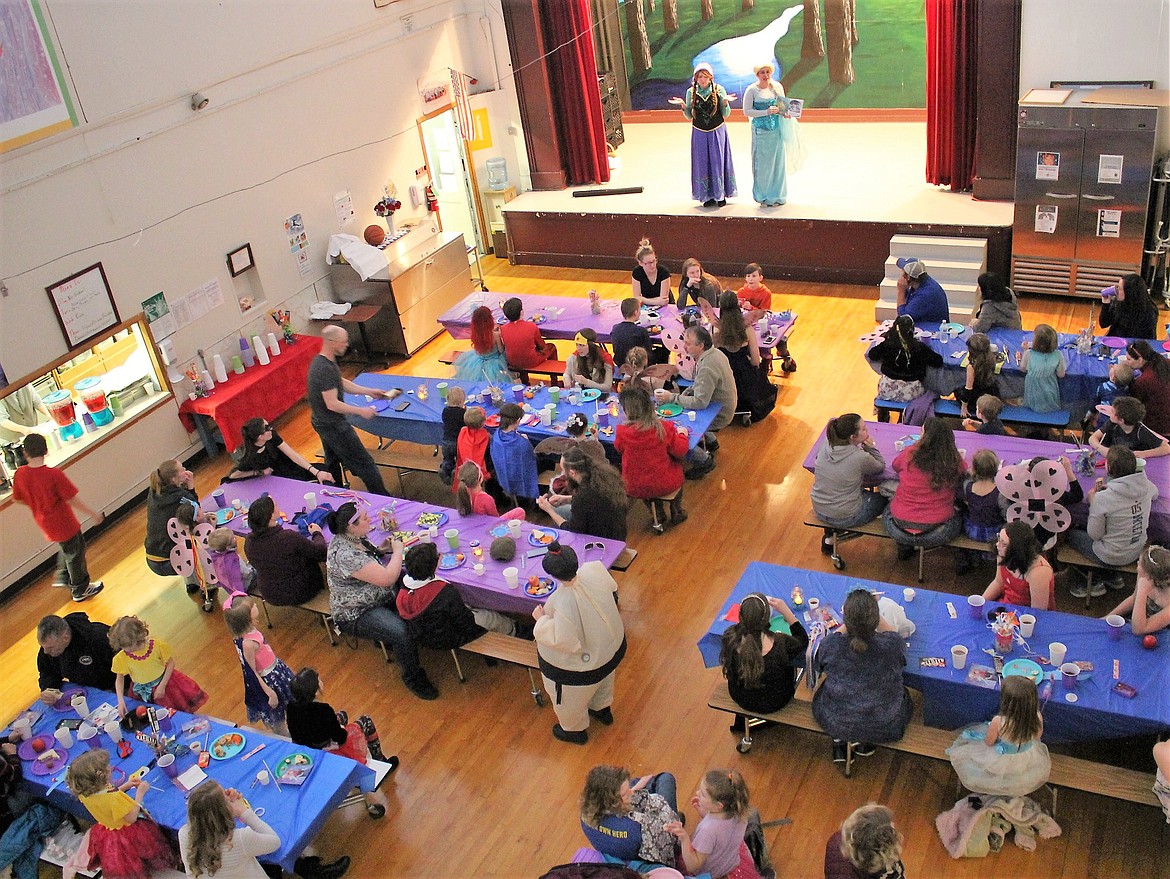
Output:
109 615 207 717
66 749 175 879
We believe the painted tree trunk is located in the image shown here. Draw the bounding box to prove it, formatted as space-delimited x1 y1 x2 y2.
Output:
664 0 678 33
825 0 855 84
701 0 714 21
802 0 825 59
627 0 652 73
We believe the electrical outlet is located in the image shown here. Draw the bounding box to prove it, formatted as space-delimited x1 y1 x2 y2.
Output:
401 14 413 33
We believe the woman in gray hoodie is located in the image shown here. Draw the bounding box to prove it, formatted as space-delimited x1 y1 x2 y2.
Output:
968 272 1022 334
812 414 887 552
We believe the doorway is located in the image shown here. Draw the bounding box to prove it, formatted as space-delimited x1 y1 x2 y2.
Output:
417 108 484 255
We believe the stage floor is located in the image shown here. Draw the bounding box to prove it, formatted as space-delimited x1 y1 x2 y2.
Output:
504 120 1014 227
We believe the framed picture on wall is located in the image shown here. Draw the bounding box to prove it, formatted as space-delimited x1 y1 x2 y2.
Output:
227 243 255 277
46 262 121 350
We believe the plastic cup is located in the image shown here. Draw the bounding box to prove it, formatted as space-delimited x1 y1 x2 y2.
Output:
549 386 561 404
597 411 610 427
11 717 31 742
257 769 271 786
78 724 100 750
687 411 696 422
436 382 449 400
512 385 525 401
232 498 243 511
541 406 554 426
894 440 905 453
903 587 915 603
807 597 820 611
994 630 1014 654
158 753 180 778
212 488 227 508
418 531 432 544
54 726 74 749
428 525 439 539
1060 662 1080 690
71 694 90 718
951 645 968 670
1049 642 1067 666
503 567 519 589
957 448 968 461
155 708 172 731
445 528 460 551
474 563 485 576
480 389 492 404
967 595 985 619
507 520 522 539
304 492 317 509
1106 614 1125 640
104 720 123 743
1019 614 1036 638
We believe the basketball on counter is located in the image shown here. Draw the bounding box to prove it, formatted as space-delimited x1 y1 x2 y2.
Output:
364 224 386 246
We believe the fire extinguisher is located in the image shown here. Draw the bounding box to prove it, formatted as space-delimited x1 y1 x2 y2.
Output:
425 183 439 214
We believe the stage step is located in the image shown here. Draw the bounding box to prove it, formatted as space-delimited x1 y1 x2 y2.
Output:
876 234 987 323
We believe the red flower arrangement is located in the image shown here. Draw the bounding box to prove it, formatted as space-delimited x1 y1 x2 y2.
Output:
374 197 402 217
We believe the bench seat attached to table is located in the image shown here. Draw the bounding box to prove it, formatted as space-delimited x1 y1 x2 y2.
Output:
452 631 544 706
875 397 1070 433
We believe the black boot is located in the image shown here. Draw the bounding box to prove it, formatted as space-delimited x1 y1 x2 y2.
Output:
669 488 687 525
295 855 351 879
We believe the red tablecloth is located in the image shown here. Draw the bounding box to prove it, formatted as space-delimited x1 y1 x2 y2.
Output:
177 335 322 452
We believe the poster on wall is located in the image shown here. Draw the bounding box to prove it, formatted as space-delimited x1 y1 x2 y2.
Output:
467 109 493 152
334 190 355 227
1097 209 1121 238
418 71 452 112
0 0 78 153
1035 205 1058 234
285 213 313 278
1035 151 1059 180
141 292 177 339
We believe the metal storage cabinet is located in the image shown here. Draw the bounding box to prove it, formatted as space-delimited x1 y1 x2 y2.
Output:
1011 92 1164 299
328 231 473 357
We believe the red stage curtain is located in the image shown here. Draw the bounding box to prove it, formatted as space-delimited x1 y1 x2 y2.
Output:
925 0 979 191
540 0 610 185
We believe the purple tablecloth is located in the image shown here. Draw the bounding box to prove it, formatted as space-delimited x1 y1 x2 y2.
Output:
437 291 796 347
344 373 718 450
801 420 1169 542
2 687 372 872
207 475 626 615
698 563 1170 744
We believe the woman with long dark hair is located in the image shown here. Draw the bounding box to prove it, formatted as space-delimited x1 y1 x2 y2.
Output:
812 589 913 763
720 592 807 722
883 418 967 555
982 521 1056 609
712 291 776 423
454 305 513 386
224 417 332 484
968 272 1022 333
866 315 943 403
536 445 629 541
1101 274 1158 340
1127 340 1170 436
564 328 613 391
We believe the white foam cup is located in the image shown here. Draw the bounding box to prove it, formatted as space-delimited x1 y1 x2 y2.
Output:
951 645 969 669
1049 641 1067 666
503 567 519 589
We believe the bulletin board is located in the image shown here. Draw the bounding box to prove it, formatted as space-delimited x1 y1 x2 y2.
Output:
46 262 121 349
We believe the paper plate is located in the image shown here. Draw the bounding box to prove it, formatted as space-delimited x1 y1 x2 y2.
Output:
656 403 683 418
485 414 501 427
210 731 247 760
529 527 559 547
488 523 512 538
214 508 236 526
29 751 68 776
941 322 965 335
1002 658 1043 684
438 552 466 570
275 752 314 780
641 309 660 321
53 688 85 711
18 735 57 761
416 511 449 529
647 325 663 335
578 388 602 402
1100 336 1128 349
525 577 557 597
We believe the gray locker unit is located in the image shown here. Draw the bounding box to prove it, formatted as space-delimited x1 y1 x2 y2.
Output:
1011 92 1165 299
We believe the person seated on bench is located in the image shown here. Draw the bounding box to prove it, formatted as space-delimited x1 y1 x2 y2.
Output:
244 496 326 606
1020 324 1066 415
956 449 1005 576
396 541 518 645
325 503 438 701
883 418 967 559
895 258 949 324
866 315 943 404
564 329 614 392
811 413 887 553
631 238 673 307
981 522 1055 610
1066 446 1159 596
579 765 680 869
618 346 677 394
720 593 807 727
812 589 912 764
537 446 629 542
713 292 776 423
440 386 467 485
1084 360 1134 435
677 257 721 310
615 384 689 534
490 402 540 505
456 462 525 521
967 271 1022 334
1106 544 1170 636
824 804 905 879
1087 396 1170 460
223 417 334 485
962 394 1007 436
654 326 736 479
454 305 514 388
610 298 652 373
1126 340 1170 438
953 333 998 419
1100 273 1159 341
500 297 557 371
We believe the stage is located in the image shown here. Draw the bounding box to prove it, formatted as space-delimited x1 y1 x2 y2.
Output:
502 120 1015 286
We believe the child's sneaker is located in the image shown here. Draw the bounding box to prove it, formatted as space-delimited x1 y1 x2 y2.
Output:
72 581 104 602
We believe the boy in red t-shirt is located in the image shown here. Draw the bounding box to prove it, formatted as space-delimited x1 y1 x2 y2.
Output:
12 433 105 601
499 297 557 370
737 263 796 373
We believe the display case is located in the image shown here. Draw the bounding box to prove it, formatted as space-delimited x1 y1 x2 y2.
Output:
0 315 171 500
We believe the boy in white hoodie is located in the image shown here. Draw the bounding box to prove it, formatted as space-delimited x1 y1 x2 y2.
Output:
1067 446 1160 596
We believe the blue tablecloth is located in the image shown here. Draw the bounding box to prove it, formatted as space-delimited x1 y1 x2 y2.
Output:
865 322 1160 419
4 688 373 871
698 563 1170 745
345 373 718 450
